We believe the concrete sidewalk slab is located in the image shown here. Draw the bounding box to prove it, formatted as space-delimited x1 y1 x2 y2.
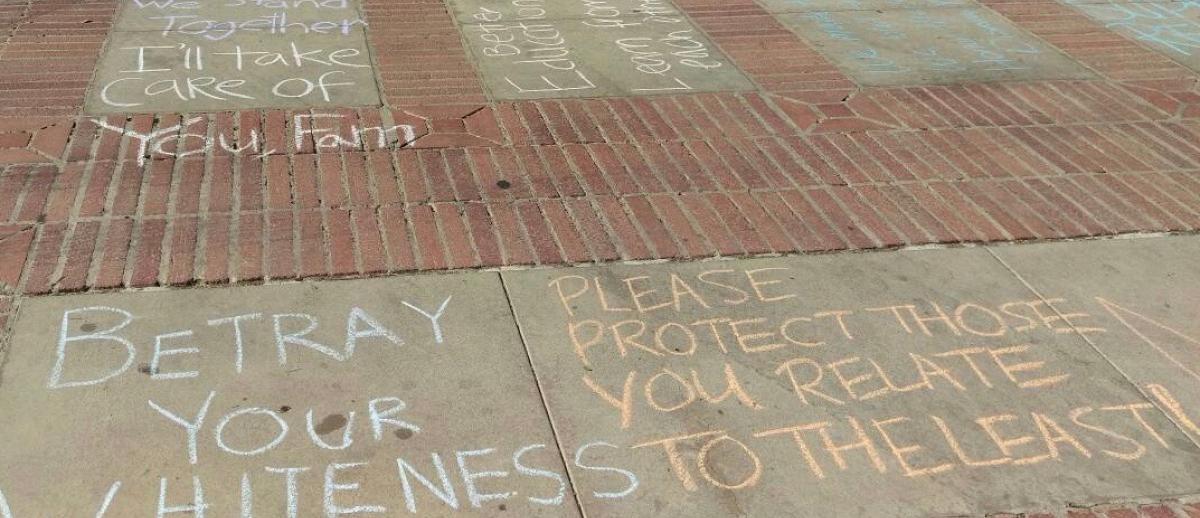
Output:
760 0 969 13
86 0 380 113
3 236 1200 516
993 237 1200 445
0 273 577 516
502 246 1200 516
449 0 754 99
85 29 382 113
779 7 1095 86
113 0 369 33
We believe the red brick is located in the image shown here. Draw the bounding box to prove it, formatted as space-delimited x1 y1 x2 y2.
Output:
714 137 773 189
954 182 1038 240
1183 502 1200 518
516 102 554 145
564 197 620 262
409 204 447 270
167 216 198 285
418 149 456 203
538 199 591 263
514 146 560 198
876 184 949 243
266 212 296 279
684 140 746 190
379 205 417 271
1141 504 1180 518
1097 174 1182 230
327 209 358 275
612 142 668 193
776 189 847 250
594 195 652 260
829 185 904 247
130 219 166 288
747 191 817 252
704 192 771 255
729 190 798 252
517 200 564 264
644 142 695 192
433 202 478 269
15 166 54 222
486 202 536 265
536 100 583 144
648 194 708 259
298 210 327 277
751 138 813 188
233 214 263 282
807 134 870 185
93 219 133 289
854 185 927 245
175 158 204 215
562 144 613 195
537 145 586 197
607 98 655 140
806 187 878 249
0 225 34 288
200 214 231 284
43 162 83 222
925 183 1004 242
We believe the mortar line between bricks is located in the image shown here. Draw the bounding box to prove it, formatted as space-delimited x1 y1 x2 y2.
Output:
496 271 591 518
984 246 1200 456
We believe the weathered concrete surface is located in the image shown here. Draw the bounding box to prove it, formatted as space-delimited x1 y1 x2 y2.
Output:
1071 2 1200 71
779 7 1094 86
993 237 1200 446
759 0 969 13
4 236 1200 516
450 0 754 99
502 247 1200 517
0 273 577 516
113 0 369 32
86 0 380 113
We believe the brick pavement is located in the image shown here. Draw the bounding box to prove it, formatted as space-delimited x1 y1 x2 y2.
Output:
1 0 1200 513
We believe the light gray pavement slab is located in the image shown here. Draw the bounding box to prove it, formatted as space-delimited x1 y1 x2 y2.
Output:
4 236 1200 517
113 0 369 33
1069 2 1200 71
992 237 1200 445
86 29 381 113
449 0 754 99
0 273 578 517
759 0 970 13
778 7 1095 86
501 246 1200 517
86 0 380 113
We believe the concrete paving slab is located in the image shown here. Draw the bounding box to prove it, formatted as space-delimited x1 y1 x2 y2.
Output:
759 0 970 14
502 249 1200 516
450 0 754 99
992 236 1200 446
0 273 579 517
113 0 369 34
1071 2 1200 71
778 7 1095 86
85 28 381 113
